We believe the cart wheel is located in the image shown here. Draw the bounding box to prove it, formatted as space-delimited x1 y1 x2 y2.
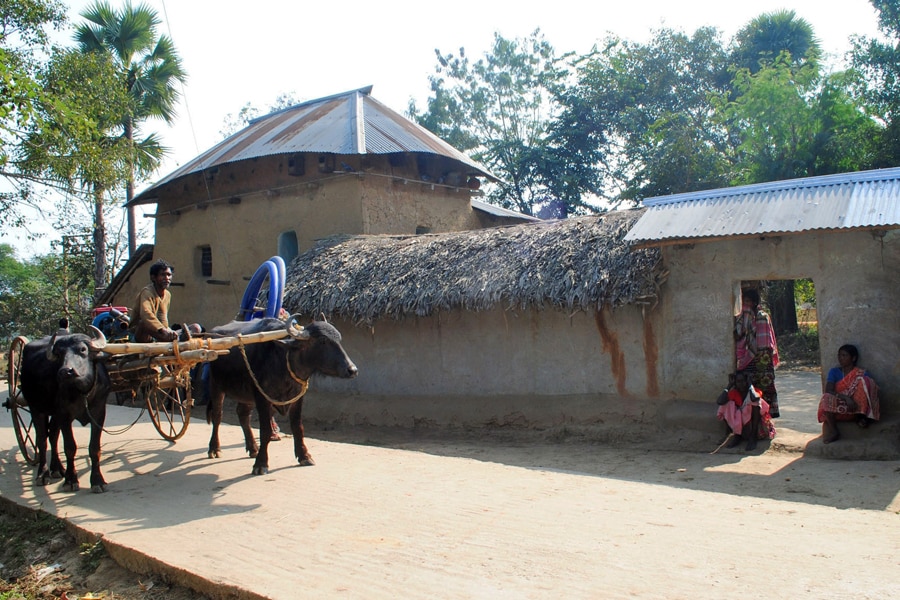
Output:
5 336 38 465
143 365 191 441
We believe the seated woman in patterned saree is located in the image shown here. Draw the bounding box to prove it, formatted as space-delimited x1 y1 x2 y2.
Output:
818 344 881 444
716 371 776 451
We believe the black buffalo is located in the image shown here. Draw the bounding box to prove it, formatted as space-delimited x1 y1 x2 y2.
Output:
206 315 357 474
20 327 110 493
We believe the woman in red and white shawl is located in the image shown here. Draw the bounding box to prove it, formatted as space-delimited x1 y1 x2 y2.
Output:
716 371 776 451
818 344 880 444
734 288 780 417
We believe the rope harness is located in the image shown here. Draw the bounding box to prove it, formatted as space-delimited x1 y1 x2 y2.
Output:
80 367 145 435
236 334 309 406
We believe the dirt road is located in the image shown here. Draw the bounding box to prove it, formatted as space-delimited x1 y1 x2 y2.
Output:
1 373 898 599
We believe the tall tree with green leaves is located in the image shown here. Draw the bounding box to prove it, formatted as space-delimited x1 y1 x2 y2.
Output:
409 30 580 216
850 0 900 165
18 48 133 290
721 54 820 183
0 0 67 230
559 27 734 202
731 9 820 74
75 0 187 255
722 58 878 182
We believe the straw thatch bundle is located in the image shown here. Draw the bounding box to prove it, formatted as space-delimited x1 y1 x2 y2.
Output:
283 208 664 325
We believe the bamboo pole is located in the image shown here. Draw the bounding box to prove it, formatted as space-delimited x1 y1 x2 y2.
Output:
101 329 291 356
110 349 223 372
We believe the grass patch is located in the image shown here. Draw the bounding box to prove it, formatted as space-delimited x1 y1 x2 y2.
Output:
0 511 65 572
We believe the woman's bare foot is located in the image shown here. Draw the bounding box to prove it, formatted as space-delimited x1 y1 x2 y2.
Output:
745 438 758 451
823 425 840 444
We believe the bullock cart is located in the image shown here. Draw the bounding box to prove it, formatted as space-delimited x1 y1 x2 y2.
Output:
4 328 291 464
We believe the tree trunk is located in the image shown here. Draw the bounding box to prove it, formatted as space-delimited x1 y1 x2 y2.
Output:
93 186 107 294
125 118 136 256
767 279 798 335
127 177 136 256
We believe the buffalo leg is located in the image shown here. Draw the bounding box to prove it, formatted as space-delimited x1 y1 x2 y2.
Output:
88 407 107 493
59 423 80 492
288 398 314 466
206 385 225 459
236 402 258 458
250 397 273 475
47 419 64 479
33 413 52 486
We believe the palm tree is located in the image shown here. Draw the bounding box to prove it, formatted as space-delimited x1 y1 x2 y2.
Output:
732 10 820 74
75 0 187 256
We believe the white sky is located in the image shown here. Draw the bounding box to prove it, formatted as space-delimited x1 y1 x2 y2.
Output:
5 0 883 257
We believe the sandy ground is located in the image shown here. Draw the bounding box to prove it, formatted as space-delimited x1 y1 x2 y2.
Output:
1 371 898 599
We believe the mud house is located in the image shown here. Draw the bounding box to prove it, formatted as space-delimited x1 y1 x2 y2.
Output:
282 168 899 452
101 86 535 323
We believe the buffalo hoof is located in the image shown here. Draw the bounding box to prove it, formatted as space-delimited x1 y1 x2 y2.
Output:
251 466 268 475
63 481 80 492
37 473 51 486
50 469 64 479
91 483 108 494
297 457 315 467
207 450 222 459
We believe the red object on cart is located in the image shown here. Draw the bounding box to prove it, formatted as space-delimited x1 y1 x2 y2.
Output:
92 305 129 318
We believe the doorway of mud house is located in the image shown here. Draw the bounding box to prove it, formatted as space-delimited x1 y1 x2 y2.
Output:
734 279 821 435
739 280 821 365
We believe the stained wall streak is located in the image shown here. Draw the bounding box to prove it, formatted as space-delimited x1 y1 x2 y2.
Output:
594 307 629 398
642 318 659 396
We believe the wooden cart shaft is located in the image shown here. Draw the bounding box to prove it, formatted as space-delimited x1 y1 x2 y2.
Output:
99 328 293 393
100 329 290 356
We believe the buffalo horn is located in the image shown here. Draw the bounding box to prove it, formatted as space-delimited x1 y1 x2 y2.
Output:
87 325 108 350
45 333 58 360
286 314 310 340
319 312 328 323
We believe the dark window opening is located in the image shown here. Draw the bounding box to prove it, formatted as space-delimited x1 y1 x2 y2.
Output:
199 245 212 277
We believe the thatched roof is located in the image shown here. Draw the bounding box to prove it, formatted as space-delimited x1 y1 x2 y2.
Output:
283 209 665 325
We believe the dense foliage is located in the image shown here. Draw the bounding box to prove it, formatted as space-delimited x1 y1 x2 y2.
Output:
412 5 897 215
0 243 94 343
0 0 67 229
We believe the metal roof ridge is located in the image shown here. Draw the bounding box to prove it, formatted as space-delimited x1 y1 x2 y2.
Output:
642 166 900 207
350 90 365 153
247 85 374 125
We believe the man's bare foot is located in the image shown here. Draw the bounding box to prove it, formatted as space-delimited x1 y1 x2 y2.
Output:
726 435 742 448
823 429 840 444
745 438 757 451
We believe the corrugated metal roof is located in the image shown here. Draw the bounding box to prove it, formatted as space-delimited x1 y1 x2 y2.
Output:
624 167 900 246
471 199 540 221
134 86 496 203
